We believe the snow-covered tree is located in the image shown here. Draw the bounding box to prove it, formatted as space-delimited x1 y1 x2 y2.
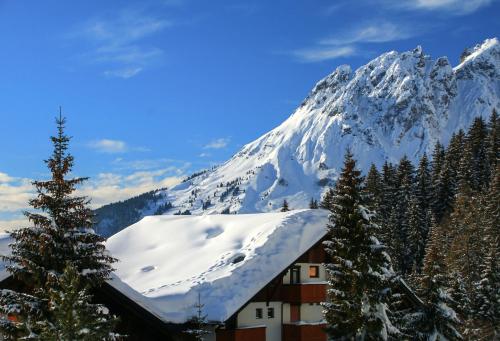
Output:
415 222 462 340
0 114 117 338
41 263 119 340
323 151 397 340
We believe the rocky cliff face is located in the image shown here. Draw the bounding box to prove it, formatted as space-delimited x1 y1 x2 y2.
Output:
96 38 500 237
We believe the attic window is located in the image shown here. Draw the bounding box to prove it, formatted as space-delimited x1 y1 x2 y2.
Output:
309 265 319 278
256 308 263 319
267 307 275 319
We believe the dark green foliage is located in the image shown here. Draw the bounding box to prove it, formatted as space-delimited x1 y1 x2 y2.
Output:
323 151 396 340
94 189 168 237
281 199 289 212
0 115 117 339
309 198 319 209
41 263 119 340
320 188 334 210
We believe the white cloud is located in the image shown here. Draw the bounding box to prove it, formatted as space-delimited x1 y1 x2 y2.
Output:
393 0 493 14
0 165 187 231
88 139 128 153
293 46 356 63
104 67 143 79
320 22 412 46
73 8 171 78
0 172 15 183
199 152 211 158
293 21 416 63
204 138 230 150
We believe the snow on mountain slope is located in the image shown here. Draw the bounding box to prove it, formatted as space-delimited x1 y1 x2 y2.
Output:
96 38 500 236
105 209 329 323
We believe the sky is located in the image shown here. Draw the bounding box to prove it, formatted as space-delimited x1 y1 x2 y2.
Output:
0 0 499 229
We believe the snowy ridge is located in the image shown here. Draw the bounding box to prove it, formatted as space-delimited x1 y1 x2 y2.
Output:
105 209 329 323
96 38 499 235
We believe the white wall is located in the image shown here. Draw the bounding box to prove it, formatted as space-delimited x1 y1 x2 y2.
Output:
237 301 282 341
301 303 324 323
282 263 326 284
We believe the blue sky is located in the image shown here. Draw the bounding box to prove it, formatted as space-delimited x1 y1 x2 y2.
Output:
0 0 499 228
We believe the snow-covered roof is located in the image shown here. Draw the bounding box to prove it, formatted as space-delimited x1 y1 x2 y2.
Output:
105 209 329 323
0 233 12 282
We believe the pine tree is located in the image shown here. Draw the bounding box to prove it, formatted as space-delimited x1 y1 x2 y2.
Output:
415 222 462 340
413 153 432 272
364 163 382 213
281 199 289 212
379 162 397 248
320 188 334 210
466 117 489 191
323 151 397 340
430 141 446 221
309 198 319 209
393 155 415 275
184 293 209 341
0 114 117 338
41 263 119 340
474 164 500 339
487 109 499 176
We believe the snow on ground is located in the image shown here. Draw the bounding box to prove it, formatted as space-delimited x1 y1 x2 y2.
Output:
105 209 329 323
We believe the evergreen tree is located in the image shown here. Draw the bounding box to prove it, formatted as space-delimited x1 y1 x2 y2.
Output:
487 109 499 175
0 114 116 338
281 199 289 212
475 164 500 339
320 188 335 210
323 151 397 340
364 163 382 213
393 156 415 275
415 222 462 340
430 141 446 221
466 117 489 191
184 293 209 341
41 263 119 340
309 198 319 209
379 162 397 248
413 153 432 272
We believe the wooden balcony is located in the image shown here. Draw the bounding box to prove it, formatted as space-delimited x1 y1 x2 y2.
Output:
281 283 326 303
282 323 327 341
216 326 266 341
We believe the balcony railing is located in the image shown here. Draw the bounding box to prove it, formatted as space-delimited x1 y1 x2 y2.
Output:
216 326 266 341
281 283 326 303
282 323 327 341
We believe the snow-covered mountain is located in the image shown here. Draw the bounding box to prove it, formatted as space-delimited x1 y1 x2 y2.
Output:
95 38 500 237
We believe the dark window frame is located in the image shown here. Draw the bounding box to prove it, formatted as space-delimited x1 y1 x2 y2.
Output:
256 308 263 319
309 265 320 278
267 307 275 319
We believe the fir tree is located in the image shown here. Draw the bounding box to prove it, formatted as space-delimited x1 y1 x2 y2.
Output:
379 162 397 248
323 151 397 340
281 199 289 212
415 221 462 340
184 293 209 341
466 117 489 191
41 263 119 340
474 164 500 339
320 188 334 210
0 114 117 338
309 198 319 209
430 141 446 221
487 109 499 175
364 163 382 213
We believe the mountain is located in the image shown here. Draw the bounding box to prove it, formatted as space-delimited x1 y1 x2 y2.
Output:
95 38 500 237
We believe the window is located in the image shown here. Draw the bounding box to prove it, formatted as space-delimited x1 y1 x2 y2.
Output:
267 307 275 319
309 265 320 278
256 308 263 319
291 266 301 284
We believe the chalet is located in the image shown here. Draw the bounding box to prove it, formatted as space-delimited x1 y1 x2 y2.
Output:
0 210 422 340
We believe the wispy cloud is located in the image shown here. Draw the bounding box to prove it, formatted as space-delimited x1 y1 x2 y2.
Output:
388 0 493 15
72 8 171 78
203 138 230 149
293 21 416 63
293 46 356 63
88 139 150 153
88 139 128 153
